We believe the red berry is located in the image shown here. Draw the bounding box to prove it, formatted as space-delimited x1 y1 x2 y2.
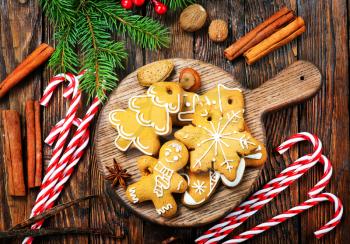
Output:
154 1 167 15
121 0 133 9
132 0 145 6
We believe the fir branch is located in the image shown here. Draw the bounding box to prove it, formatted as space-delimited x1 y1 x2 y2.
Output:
92 2 170 50
48 24 79 74
78 6 127 100
39 0 77 27
160 0 194 10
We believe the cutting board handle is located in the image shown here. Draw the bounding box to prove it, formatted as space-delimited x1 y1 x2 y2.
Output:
246 61 322 118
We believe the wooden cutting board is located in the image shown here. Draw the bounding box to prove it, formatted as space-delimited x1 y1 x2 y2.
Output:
94 59 321 227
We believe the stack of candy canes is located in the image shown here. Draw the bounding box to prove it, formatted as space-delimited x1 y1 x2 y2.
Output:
23 72 101 244
196 132 343 243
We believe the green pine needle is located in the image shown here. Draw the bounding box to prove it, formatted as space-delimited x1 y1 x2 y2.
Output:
160 0 194 10
41 0 192 101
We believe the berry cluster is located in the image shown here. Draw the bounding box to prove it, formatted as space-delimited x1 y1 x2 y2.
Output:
121 0 168 15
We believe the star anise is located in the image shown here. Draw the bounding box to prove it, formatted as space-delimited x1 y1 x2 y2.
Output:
105 159 131 190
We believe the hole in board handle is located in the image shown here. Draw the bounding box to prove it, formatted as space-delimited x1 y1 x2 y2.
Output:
300 76 305 81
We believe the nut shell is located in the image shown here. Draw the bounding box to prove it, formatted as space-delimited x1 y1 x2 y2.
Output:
179 4 207 32
208 19 228 42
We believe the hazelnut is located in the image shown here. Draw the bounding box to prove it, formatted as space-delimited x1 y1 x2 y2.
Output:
179 68 201 92
208 19 228 42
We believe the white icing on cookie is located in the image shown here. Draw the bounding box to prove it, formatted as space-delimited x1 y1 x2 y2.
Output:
183 191 206 205
217 84 242 113
193 110 250 170
192 180 207 195
156 203 173 215
129 187 139 203
153 162 174 197
221 158 245 187
177 94 200 122
147 85 182 113
177 180 183 190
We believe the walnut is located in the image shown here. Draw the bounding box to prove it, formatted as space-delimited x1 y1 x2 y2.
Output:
208 19 228 42
179 4 207 32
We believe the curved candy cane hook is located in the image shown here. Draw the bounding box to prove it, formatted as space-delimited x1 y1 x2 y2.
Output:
222 192 343 243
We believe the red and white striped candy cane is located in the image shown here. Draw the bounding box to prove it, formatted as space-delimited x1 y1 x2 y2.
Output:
223 192 343 243
196 133 325 244
28 74 82 223
23 97 100 244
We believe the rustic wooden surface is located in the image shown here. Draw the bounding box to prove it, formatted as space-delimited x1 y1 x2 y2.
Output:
0 0 348 243
95 59 321 227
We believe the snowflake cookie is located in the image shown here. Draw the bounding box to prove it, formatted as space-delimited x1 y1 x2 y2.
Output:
175 104 259 181
126 140 188 218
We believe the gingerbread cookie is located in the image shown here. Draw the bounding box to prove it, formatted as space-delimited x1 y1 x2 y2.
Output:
110 82 184 154
175 104 259 181
126 140 189 218
200 84 244 115
182 170 220 208
129 82 183 135
109 109 160 155
243 123 268 167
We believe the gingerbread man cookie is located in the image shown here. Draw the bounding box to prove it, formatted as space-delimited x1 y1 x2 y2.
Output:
175 104 259 181
182 170 220 208
126 140 189 218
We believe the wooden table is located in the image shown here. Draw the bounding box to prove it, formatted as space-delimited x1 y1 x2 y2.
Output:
0 1 348 243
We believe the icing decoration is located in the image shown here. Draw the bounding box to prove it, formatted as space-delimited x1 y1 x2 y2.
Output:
175 105 259 181
192 180 207 195
129 187 139 203
221 158 246 187
156 203 173 215
153 162 174 197
183 191 206 205
177 180 184 191
177 92 200 122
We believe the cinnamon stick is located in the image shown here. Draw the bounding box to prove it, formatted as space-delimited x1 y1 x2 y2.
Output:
2 110 26 196
0 44 54 98
26 100 36 188
224 7 295 61
244 17 305 64
34 101 42 187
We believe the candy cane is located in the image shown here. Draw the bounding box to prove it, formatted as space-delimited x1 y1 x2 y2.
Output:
23 98 100 244
28 74 82 223
223 193 343 243
196 133 325 244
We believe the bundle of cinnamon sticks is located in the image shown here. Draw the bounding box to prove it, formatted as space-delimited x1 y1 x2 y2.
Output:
224 7 306 64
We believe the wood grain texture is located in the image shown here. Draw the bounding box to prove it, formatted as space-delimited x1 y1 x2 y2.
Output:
94 59 321 227
0 0 348 243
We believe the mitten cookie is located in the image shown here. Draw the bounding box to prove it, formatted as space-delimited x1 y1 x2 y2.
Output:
175 104 259 181
126 140 189 218
109 109 160 155
182 170 220 208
